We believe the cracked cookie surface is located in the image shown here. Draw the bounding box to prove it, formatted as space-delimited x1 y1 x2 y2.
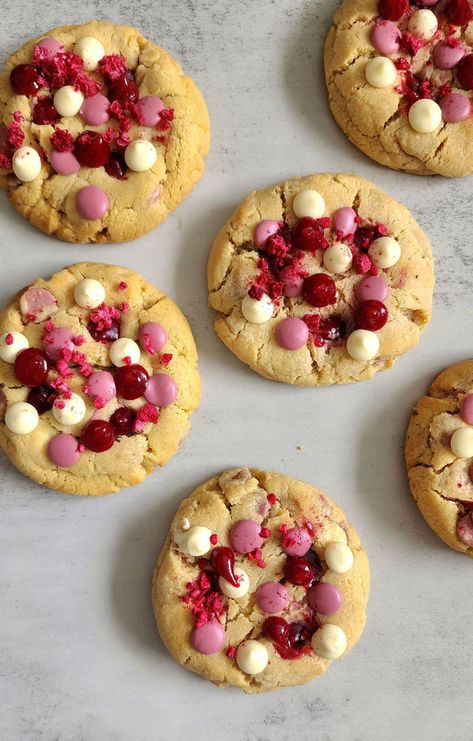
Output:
0 263 200 495
207 173 433 386
405 360 473 557
152 467 370 693
325 0 473 176
0 20 210 242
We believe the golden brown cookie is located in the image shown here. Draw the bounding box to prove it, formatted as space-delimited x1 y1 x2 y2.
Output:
0 263 200 495
405 360 473 557
208 173 433 386
152 468 370 693
0 20 210 242
325 0 473 176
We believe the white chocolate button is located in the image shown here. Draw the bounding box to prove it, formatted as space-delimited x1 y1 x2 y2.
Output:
53 86 85 117
74 278 106 309
181 518 190 531
241 294 274 324
325 541 354 574
451 428 473 458
293 189 325 219
174 526 212 556
365 57 397 88
109 338 141 367
311 624 347 660
219 567 250 599
368 236 401 269
0 331 29 362
124 140 157 172
52 393 86 426
408 99 442 133
12 146 42 182
5 402 39 434
236 640 269 675
74 36 105 71
346 329 380 361
323 242 353 274
408 9 438 39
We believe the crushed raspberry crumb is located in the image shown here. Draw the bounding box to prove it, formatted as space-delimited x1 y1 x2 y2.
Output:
210 534 218 545
93 395 106 410
120 302 129 313
394 57 410 71
135 403 160 426
50 128 74 152
0 152 12 169
260 527 271 538
54 400 65 410
118 281 128 291
156 108 174 131
98 54 127 81
6 121 24 149
72 335 85 346
247 547 266 569
353 253 372 274
89 303 120 332
267 493 277 505
303 521 316 537
226 646 237 659
401 32 423 57
160 353 173 367
13 111 23 123
74 71 101 98
458 483 463 488
122 355 132 366
182 572 226 627
153 134 168 145
5 333 13 345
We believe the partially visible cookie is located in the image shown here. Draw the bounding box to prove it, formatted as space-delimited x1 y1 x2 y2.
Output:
325 0 473 176
208 173 433 386
0 20 210 242
152 468 370 693
405 360 473 556
0 263 200 495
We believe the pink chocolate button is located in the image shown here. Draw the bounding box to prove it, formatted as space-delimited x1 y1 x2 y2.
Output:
457 511 473 547
230 519 264 554
333 206 358 237
43 327 74 361
50 150 81 175
355 275 389 302
80 94 110 126
280 268 304 297
433 41 465 70
137 96 165 127
138 322 168 354
87 371 116 403
440 93 471 123
256 582 289 614
75 186 109 220
144 374 177 407
254 220 280 248
370 21 401 55
48 433 81 468
191 621 225 655
281 526 312 556
35 37 63 60
276 317 309 351
308 582 342 615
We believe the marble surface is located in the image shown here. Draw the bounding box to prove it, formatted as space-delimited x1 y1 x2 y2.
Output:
1 1 472 739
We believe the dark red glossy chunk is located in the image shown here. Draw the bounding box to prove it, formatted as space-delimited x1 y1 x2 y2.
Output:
105 151 128 179
107 71 139 104
80 419 116 453
74 130 111 168
457 54 473 90
211 546 239 587
292 217 323 252
33 96 58 125
10 64 42 96
14 348 48 387
263 616 290 647
378 0 409 21
302 273 336 307
446 0 473 26
283 556 319 587
355 300 388 331
26 385 55 414
114 364 149 400
318 316 346 342
110 407 136 436
88 318 120 344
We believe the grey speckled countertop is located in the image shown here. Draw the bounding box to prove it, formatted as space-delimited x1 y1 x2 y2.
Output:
1 2 473 740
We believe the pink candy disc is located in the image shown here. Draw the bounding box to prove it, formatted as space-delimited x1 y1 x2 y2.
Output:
308 582 342 616
230 519 264 554
80 94 110 126
48 433 81 468
43 327 74 361
460 394 473 425
355 275 389 302
20 287 58 324
138 322 168 354
333 206 358 238
433 41 465 71
50 150 81 175
75 186 109 220
457 511 473 547
35 37 63 60
370 21 401 55
281 526 312 556
254 220 280 248
256 582 289 614
191 620 226 655
276 317 309 351
280 268 304 297
440 93 471 124
137 96 165 127
144 374 177 407
87 371 116 403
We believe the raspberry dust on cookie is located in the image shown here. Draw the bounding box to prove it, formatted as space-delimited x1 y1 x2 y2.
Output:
325 0 473 176
405 359 473 557
152 468 369 693
0 263 200 495
0 20 209 241
208 173 433 386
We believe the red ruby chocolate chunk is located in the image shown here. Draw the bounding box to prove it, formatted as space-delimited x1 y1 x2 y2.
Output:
105 151 128 179
80 419 116 453
446 0 473 25
27 385 55 414
10 64 42 96
283 556 319 586
319 316 346 342
14 348 49 387
288 622 312 649
88 318 120 344
378 0 409 21
107 71 139 105
74 130 111 168
33 97 58 125
355 300 388 331
211 547 239 587
114 364 149 400
457 54 473 90
262 617 311 659
110 407 136 436
302 273 336 307
263 616 291 648
292 217 329 252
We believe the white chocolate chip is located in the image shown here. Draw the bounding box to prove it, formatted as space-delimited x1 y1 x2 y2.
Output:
219 567 250 599
293 189 325 219
236 640 269 675
52 393 86 426
365 57 397 88
5 402 39 434
311 624 347 660
181 518 190 531
241 294 274 324
0 331 29 363
408 9 438 40
325 541 354 574
323 242 353 274
12 146 42 182
74 36 105 71
124 140 158 172
368 236 401 269
53 86 85 117
346 329 380 361
408 99 442 133
174 526 212 556
74 278 106 309
109 338 141 368
451 428 473 459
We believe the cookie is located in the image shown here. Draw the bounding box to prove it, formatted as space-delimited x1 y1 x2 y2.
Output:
324 0 473 176
0 20 210 242
0 263 200 495
152 468 370 693
405 360 473 557
207 173 433 386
